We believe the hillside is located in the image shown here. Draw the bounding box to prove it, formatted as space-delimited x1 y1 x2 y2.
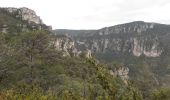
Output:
1 7 170 100
54 21 170 92
0 7 50 34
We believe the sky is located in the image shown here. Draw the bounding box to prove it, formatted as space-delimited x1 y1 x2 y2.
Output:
0 0 170 29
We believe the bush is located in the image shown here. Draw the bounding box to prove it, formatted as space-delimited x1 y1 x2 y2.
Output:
150 88 170 100
0 84 58 100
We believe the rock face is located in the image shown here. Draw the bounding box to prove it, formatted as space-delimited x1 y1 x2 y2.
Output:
53 34 75 56
53 34 92 58
54 21 169 58
84 49 92 58
6 7 43 24
110 67 129 84
132 38 162 57
0 7 50 34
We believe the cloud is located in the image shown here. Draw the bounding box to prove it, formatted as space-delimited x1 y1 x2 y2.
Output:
0 0 170 29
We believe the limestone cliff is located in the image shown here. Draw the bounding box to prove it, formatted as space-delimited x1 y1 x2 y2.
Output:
55 21 168 58
53 34 75 56
110 67 129 84
6 7 43 24
0 7 50 34
53 34 92 58
132 38 162 57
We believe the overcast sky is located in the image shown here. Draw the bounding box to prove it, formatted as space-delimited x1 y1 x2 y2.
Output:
0 0 170 29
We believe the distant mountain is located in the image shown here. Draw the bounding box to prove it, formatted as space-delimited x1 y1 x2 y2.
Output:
53 29 96 37
54 21 170 58
54 21 170 87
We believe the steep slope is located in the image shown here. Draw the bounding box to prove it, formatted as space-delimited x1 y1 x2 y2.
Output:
1 6 170 99
54 21 170 88
0 9 133 98
0 7 51 34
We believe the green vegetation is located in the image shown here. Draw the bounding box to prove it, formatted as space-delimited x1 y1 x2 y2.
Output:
0 7 170 100
150 88 170 100
0 30 140 99
0 30 170 100
0 8 49 34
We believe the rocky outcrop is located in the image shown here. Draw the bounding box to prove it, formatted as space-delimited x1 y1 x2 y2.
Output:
84 49 92 58
53 35 75 56
0 7 50 33
6 7 43 24
133 38 162 57
53 34 92 58
110 67 129 84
